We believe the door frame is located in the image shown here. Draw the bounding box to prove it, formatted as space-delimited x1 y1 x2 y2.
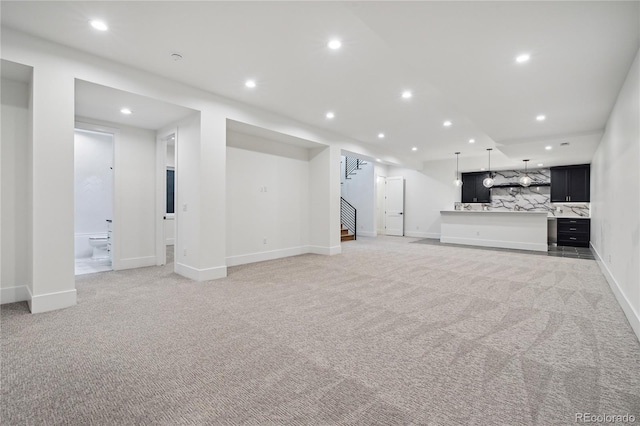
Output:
74 121 118 270
384 176 405 236
155 128 177 266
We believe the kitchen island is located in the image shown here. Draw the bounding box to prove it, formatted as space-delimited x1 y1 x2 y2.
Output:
440 210 548 252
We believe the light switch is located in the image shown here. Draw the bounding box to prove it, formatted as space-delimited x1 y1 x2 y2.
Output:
183 203 188 212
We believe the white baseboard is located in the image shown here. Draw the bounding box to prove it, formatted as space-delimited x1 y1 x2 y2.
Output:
308 245 341 256
440 236 547 252
175 262 227 281
226 246 309 267
404 231 440 239
28 288 77 314
0 285 30 304
591 243 640 342
357 231 377 238
114 256 156 271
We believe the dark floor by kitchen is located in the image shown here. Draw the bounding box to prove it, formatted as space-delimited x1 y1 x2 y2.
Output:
413 239 595 260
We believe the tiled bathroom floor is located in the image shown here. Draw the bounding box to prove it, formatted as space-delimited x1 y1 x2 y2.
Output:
75 258 112 275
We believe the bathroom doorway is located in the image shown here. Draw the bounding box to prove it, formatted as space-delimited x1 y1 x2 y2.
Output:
74 127 114 275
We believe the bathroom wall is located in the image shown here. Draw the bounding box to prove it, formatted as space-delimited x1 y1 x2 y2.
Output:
1 77 30 303
74 129 114 258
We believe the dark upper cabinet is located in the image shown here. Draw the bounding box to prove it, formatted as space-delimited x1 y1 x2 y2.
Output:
550 164 590 202
461 172 491 203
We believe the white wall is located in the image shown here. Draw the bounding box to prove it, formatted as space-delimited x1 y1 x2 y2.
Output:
77 119 157 271
1 77 30 304
591 48 640 340
226 132 310 265
0 28 381 311
340 156 375 237
387 160 459 239
73 129 113 258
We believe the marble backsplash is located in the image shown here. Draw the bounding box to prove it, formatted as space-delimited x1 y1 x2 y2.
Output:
455 168 590 217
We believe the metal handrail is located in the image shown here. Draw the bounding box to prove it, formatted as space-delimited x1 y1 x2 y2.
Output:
340 197 357 240
345 157 366 179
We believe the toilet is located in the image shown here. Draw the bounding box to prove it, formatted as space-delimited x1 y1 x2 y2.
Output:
88 234 110 260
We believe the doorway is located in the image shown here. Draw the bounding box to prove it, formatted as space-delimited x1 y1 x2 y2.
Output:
156 131 177 266
73 127 114 275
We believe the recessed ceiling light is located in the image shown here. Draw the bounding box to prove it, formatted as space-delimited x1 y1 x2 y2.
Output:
545 146 552 150
411 147 417 151
328 39 342 50
401 91 412 99
90 20 108 31
538 163 543 167
120 108 132 115
516 53 530 63
536 114 546 121
443 120 452 127
376 158 381 162
469 139 475 144
480 167 486 171
326 112 335 119
245 80 256 88
378 133 385 139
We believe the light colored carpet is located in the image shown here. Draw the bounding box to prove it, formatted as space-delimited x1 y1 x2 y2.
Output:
2 236 639 425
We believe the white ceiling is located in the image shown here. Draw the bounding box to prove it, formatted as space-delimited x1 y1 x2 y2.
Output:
75 80 196 130
2 1 639 170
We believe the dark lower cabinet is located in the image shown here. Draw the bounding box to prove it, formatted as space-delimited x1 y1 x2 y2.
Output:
557 218 590 247
461 172 491 203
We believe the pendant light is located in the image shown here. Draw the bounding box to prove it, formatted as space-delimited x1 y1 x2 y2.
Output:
519 159 532 187
482 148 494 188
453 152 463 187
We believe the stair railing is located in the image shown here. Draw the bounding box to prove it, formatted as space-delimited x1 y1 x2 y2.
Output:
340 197 357 240
345 157 366 179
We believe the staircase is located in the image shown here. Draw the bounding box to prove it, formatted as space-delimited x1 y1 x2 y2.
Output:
340 157 366 242
344 157 367 181
340 197 356 242
341 224 355 242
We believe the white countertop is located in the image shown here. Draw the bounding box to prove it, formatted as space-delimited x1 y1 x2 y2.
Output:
442 210 589 219
441 210 548 215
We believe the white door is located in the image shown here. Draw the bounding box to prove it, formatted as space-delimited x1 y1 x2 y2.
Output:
385 176 404 236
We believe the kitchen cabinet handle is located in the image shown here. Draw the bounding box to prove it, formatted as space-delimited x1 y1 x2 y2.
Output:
570 228 576 231
570 237 577 240
569 220 577 223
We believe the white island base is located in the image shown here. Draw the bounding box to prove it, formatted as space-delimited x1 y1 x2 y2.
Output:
440 210 548 252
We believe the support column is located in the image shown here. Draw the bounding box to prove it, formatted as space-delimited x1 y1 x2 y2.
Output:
29 65 76 313
173 109 227 281
309 144 341 255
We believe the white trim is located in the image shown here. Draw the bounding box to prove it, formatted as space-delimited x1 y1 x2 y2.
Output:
358 231 377 238
28 288 77 314
591 243 640 342
404 231 440 239
175 262 227 281
439 236 548 252
165 238 175 246
113 256 156 271
308 245 342 256
0 286 30 304
226 246 309 267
